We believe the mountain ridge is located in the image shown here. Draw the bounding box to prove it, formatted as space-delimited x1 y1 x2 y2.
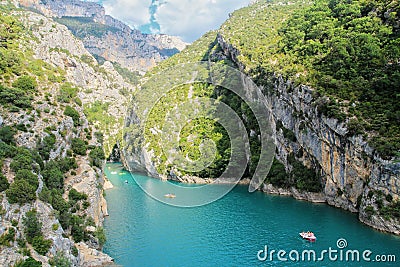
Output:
17 0 187 73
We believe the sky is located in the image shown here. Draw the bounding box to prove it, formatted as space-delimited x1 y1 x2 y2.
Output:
94 0 253 42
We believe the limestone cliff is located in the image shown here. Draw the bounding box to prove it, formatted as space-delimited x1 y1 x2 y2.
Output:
121 29 400 236
18 0 187 73
0 2 134 265
215 33 400 235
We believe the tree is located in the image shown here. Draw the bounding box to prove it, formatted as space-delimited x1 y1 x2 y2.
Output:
71 138 87 156
68 188 87 202
14 169 39 189
23 210 42 243
32 235 52 255
0 15 22 48
6 179 36 205
0 173 10 192
12 75 37 92
64 106 80 126
14 257 42 267
42 161 64 190
10 148 35 172
89 146 105 168
37 134 56 160
0 126 16 144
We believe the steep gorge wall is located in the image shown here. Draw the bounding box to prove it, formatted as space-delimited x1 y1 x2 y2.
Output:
217 34 400 234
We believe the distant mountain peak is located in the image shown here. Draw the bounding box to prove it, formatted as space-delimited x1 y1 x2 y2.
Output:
17 0 187 72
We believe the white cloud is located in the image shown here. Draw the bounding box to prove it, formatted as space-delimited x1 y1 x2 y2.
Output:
154 0 251 42
102 0 152 28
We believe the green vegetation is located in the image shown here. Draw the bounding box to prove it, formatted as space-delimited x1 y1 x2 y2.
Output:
57 82 78 103
0 5 107 255
264 158 290 188
264 156 322 192
23 210 42 243
0 173 9 192
49 252 71 267
55 16 120 38
37 133 56 160
64 106 81 126
94 227 106 247
380 201 400 220
0 227 16 246
89 146 105 168
138 82 233 177
14 257 42 267
6 179 37 205
23 210 52 255
113 62 141 85
31 236 52 255
14 169 39 188
0 126 16 144
84 101 121 156
71 138 87 155
276 120 297 142
68 188 87 202
42 161 64 190
220 0 400 159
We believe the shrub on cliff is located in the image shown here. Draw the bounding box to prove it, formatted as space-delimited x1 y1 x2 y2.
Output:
64 106 81 126
49 252 72 267
89 146 105 168
31 235 52 255
23 210 42 244
14 257 42 267
12 75 37 92
0 126 16 145
57 82 78 103
71 138 87 156
68 188 87 202
37 134 56 161
14 169 39 189
42 161 64 190
6 179 36 205
0 173 10 192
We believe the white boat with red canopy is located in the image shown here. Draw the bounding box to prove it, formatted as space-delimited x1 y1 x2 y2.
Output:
299 231 316 242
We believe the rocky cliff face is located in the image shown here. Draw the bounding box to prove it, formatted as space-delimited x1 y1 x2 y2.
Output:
217 33 400 235
0 2 134 265
18 0 187 73
122 29 400 235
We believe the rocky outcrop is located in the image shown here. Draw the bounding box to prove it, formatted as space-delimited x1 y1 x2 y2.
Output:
216 33 400 234
22 10 131 156
18 0 187 73
0 4 131 265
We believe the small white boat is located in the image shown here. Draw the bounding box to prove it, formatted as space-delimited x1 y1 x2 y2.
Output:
164 193 176 198
299 231 316 242
124 180 128 184
111 171 117 174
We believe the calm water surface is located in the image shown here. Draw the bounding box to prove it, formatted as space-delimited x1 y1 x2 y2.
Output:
103 163 400 266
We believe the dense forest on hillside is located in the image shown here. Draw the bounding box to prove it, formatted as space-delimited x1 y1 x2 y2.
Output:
220 0 400 159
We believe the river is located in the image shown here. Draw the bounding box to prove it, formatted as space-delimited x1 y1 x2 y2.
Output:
103 163 400 266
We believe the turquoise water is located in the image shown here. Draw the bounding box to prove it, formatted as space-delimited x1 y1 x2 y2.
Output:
103 163 400 266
